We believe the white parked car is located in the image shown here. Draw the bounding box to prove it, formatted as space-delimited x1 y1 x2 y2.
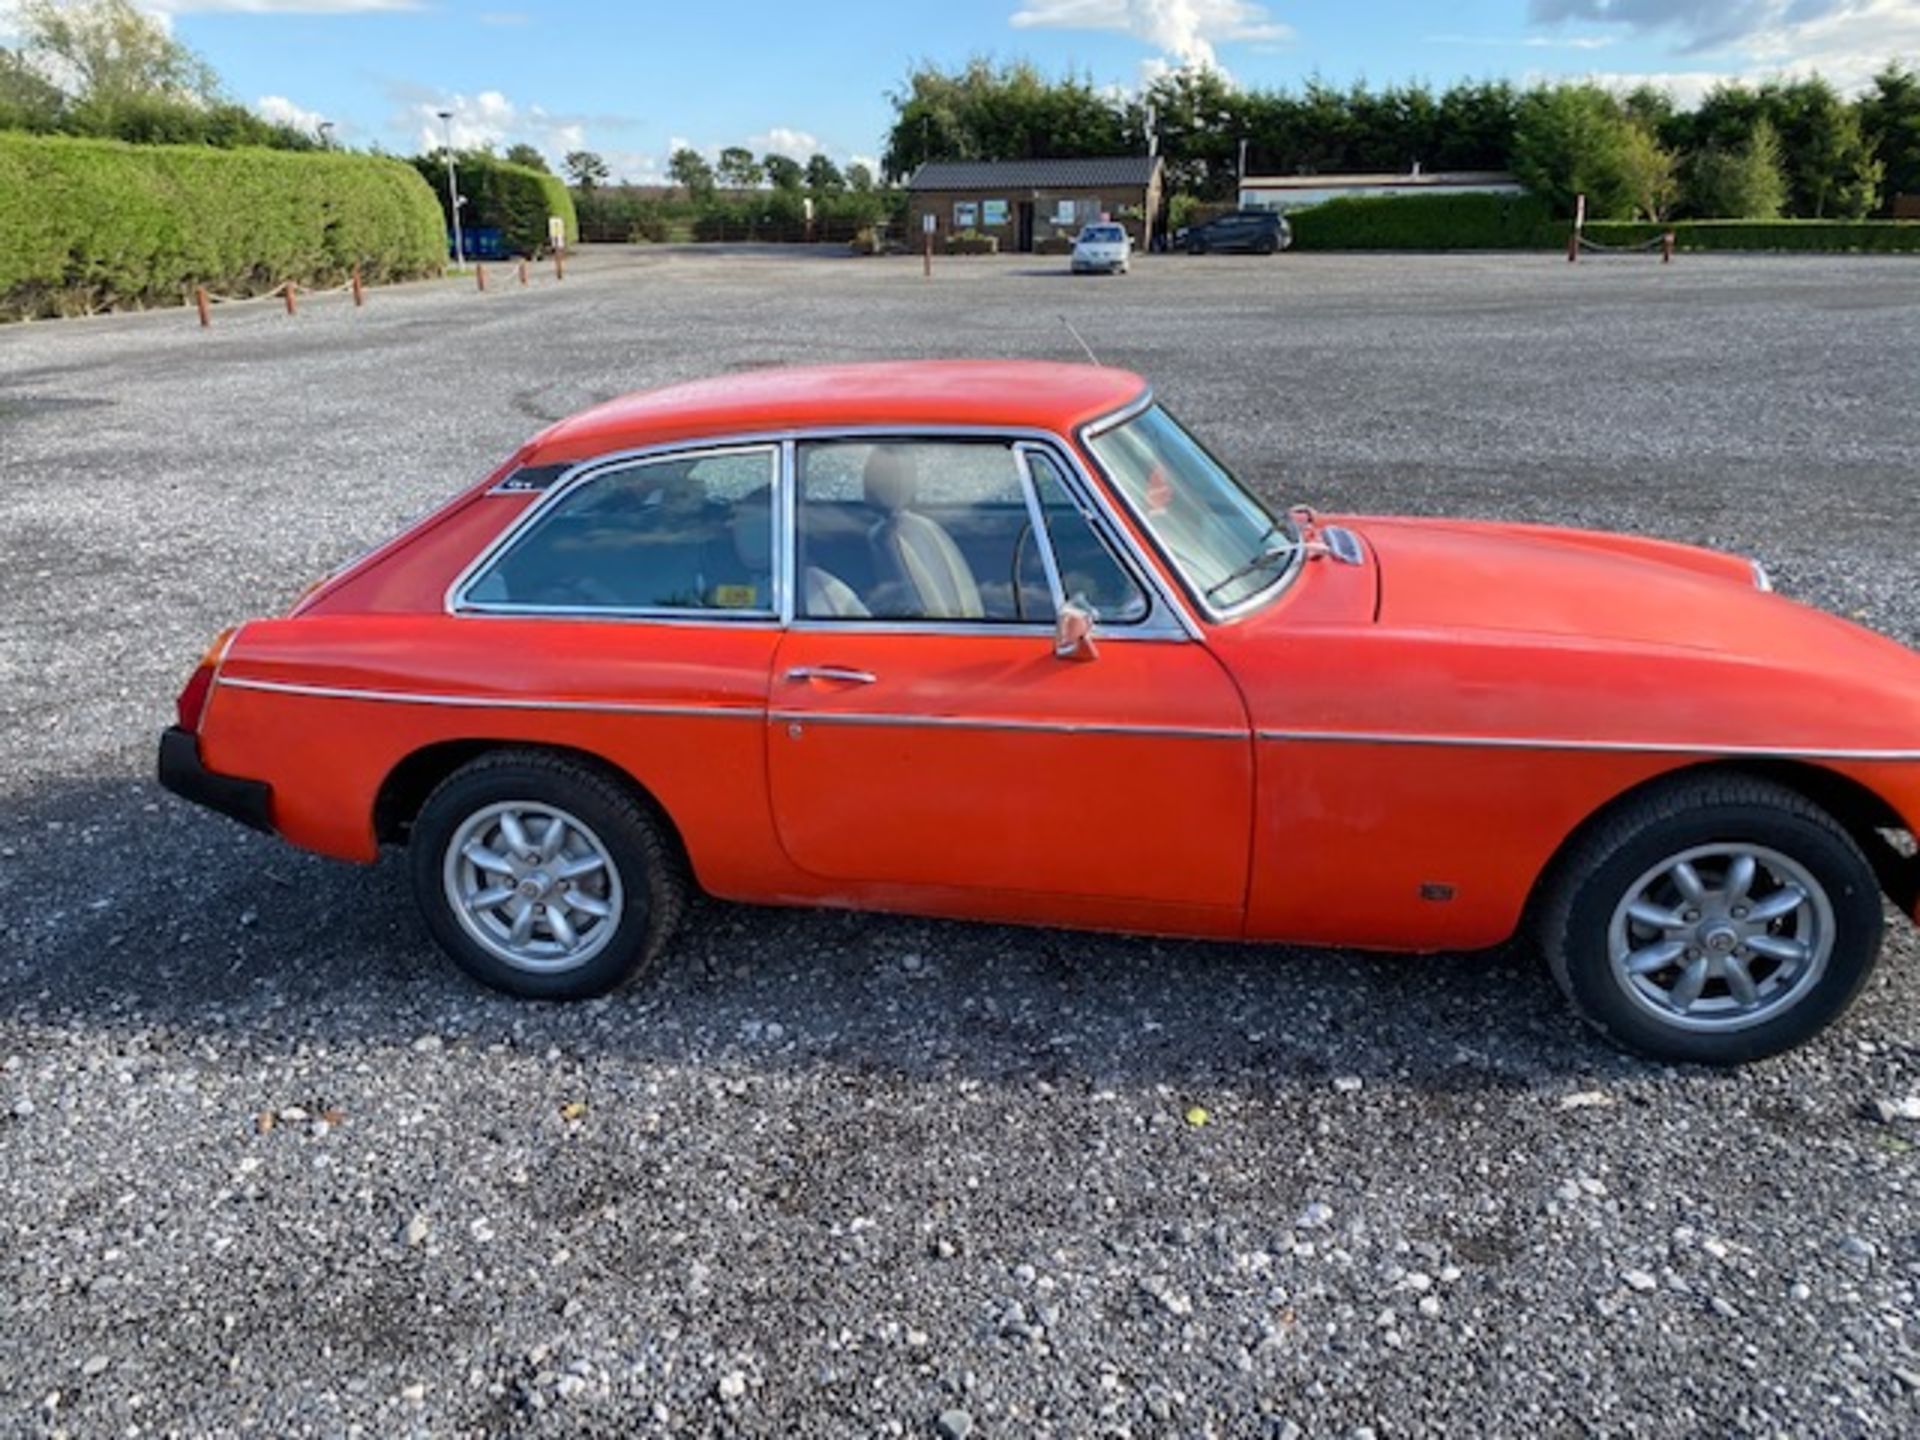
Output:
1070 223 1131 275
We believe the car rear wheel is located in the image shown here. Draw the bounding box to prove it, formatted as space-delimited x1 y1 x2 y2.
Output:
1256 235 1279 255
410 750 686 1000
1537 774 1883 1064
1186 239 1205 255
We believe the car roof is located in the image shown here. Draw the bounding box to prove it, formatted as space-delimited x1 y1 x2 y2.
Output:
524 360 1149 464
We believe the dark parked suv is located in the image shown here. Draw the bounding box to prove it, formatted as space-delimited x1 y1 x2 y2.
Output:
1179 210 1291 255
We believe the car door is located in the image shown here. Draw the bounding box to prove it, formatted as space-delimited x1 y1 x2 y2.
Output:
765 436 1253 919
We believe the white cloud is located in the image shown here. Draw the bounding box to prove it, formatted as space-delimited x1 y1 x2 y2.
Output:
1529 0 1920 92
401 89 586 165
1011 0 1292 70
255 93 327 131
1428 32 1619 50
747 126 822 158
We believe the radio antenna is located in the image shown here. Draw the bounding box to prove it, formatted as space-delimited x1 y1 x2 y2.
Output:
1059 315 1101 366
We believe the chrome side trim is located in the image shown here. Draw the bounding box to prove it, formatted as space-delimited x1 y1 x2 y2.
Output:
773 709 1245 740
218 676 761 720
1257 729 1920 761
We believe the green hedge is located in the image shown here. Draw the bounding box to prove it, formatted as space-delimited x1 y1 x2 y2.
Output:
1288 192 1563 250
410 152 577 256
1584 219 1920 252
0 133 445 320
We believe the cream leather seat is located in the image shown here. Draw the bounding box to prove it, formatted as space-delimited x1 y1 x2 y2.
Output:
863 447 984 619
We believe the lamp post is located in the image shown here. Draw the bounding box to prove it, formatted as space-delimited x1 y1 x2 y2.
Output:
436 108 465 269
317 120 334 149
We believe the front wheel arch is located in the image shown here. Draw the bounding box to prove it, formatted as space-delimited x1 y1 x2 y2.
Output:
374 739 695 887
1526 758 1911 932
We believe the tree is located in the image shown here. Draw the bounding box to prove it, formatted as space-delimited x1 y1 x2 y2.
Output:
716 145 763 188
804 152 843 193
1860 63 1920 212
881 57 1124 179
0 47 70 130
506 142 549 172
17 0 217 113
763 151 803 190
1512 83 1644 218
1615 120 1679 220
563 149 609 190
667 146 714 200
1686 117 1787 217
845 161 875 192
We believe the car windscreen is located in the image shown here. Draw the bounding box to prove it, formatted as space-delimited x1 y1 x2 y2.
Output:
1080 226 1126 243
1085 406 1296 614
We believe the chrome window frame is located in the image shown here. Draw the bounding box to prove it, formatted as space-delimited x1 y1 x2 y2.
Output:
449 443 785 622
1078 393 1304 625
447 423 1199 641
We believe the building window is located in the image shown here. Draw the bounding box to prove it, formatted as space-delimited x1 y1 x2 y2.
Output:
953 200 979 229
982 199 1008 227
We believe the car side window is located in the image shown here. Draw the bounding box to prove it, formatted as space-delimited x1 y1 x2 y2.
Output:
464 447 777 613
1024 449 1150 624
797 439 1056 623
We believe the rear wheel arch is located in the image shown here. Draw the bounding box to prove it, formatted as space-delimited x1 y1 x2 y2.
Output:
374 740 695 884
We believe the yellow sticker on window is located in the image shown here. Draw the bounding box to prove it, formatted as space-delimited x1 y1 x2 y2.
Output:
712 584 759 609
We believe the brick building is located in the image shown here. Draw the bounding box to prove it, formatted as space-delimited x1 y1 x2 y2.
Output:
905 156 1165 252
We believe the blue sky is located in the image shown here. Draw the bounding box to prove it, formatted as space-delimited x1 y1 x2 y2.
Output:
31 2 1920 177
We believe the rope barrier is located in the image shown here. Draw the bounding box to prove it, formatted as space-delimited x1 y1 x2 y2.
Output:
190 253 566 327
1576 233 1666 254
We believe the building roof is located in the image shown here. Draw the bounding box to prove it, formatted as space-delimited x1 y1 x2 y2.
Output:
907 156 1161 192
527 361 1149 464
1241 170 1519 189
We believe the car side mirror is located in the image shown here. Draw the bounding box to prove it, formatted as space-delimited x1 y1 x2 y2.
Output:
1054 600 1099 662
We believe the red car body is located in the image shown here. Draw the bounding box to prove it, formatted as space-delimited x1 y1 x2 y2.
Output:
161 361 1920 1006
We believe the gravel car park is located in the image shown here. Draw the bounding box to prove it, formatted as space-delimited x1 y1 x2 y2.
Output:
3 246 1919 1437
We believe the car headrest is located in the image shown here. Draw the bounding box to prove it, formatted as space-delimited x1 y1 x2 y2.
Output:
863 447 918 513
729 490 772 571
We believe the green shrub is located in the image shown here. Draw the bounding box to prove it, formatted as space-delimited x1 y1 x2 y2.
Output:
410 151 578 255
0 132 445 320
944 229 998 255
1584 218 1920 252
1288 191 1564 249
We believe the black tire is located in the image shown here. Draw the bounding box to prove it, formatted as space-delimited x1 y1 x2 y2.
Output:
1536 774 1883 1064
409 749 686 1000
1186 238 1205 255
1256 235 1278 255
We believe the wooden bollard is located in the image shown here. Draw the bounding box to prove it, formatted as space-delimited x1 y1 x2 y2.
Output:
553 250 566 281
476 263 487 291
1566 228 1579 263
1661 230 1675 264
282 281 298 316
518 259 528 286
351 265 364 306
195 286 211 328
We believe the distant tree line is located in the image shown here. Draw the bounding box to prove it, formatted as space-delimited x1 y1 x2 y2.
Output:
882 59 1920 221
566 143 895 242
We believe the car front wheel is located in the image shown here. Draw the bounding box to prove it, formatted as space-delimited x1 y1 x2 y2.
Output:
1537 775 1884 1064
409 750 686 1000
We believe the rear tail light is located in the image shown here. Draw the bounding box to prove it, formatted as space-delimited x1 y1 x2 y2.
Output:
176 628 237 732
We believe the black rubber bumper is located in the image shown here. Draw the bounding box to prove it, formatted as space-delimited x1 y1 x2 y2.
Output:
157 726 273 833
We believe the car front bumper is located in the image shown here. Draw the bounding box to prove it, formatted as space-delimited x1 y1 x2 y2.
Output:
158 726 274 833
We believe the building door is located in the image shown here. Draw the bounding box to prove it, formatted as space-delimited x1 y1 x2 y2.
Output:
1017 201 1034 253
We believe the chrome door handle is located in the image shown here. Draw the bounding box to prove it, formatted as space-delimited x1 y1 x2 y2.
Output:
785 665 877 685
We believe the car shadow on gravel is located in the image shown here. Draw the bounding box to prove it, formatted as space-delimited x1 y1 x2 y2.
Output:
0 775 1651 1091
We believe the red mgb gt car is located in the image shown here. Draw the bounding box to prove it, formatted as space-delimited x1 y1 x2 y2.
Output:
160 361 1920 1064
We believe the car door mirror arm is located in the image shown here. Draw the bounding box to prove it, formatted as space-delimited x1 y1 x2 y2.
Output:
1054 599 1099 662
